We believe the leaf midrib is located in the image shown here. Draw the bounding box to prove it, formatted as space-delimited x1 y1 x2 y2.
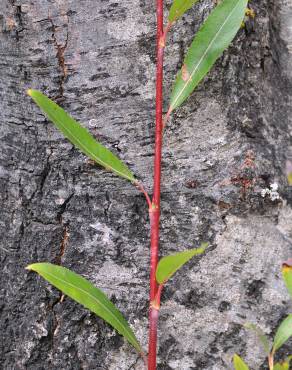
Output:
40 269 139 350
48 106 134 182
170 0 242 110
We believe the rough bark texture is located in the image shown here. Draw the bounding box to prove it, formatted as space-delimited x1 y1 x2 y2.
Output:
1 0 292 369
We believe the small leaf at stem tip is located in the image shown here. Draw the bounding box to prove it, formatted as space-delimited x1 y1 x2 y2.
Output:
155 243 207 285
272 314 292 353
27 89 136 182
26 263 142 353
233 354 250 370
244 323 271 354
169 0 248 113
168 0 200 23
282 259 292 299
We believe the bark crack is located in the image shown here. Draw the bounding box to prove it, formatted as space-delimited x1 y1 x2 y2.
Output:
49 192 74 347
48 15 69 99
55 221 69 266
55 193 74 265
8 3 25 40
104 191 111 219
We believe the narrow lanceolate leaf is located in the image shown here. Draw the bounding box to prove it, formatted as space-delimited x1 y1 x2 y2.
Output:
282 259 292 299
156 244 207 284
27 89 135 182
273 315 292 353
233 354 250 370
168 0 200 23
244 323 271 354
26 263 142 353
169 0 248 112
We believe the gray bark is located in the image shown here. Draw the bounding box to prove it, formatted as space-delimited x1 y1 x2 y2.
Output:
1 0 292 369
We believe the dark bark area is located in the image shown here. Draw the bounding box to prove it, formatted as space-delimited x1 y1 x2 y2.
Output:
1 0 292 369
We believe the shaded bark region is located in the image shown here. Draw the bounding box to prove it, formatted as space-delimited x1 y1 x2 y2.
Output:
0 0 292 369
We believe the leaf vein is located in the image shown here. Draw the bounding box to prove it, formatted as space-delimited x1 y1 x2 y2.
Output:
49 108 133 181
170 0 242 110
41 270 138 347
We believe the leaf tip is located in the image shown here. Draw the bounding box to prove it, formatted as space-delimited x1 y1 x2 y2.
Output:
25 264 33 271
27 89 33 97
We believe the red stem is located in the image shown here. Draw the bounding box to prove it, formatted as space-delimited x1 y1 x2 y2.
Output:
148 285 164 369
152 284 164 309
268 353 274 370
148 0 165 369
136 181 152 209
148 307 160 369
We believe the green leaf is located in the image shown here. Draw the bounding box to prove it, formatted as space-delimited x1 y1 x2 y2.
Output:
273 315 292 353
282 260 292 299
169 0 248 112
27 89 136 182
274 362 289 370
26 263 142 353
274 356 292 370
168 0 200 23
156 244 206 284
244 323 271 354
233 354 250 370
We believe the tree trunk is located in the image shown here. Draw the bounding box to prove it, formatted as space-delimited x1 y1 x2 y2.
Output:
1 0 292 369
